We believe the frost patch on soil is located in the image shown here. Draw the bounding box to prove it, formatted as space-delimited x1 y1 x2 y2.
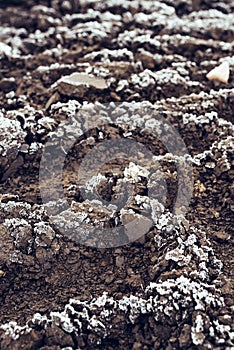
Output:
1 214 233 347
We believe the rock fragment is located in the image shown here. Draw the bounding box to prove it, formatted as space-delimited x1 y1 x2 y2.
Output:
55 72 109 97
122 213 153 242
206 61 230 83
58 72 108 89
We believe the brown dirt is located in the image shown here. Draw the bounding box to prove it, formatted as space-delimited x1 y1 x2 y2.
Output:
0 0 233 349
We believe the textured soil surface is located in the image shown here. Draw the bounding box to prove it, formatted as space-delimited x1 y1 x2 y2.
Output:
0 0 234 349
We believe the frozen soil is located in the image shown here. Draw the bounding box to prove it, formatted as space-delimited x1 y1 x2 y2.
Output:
0 0 233 349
